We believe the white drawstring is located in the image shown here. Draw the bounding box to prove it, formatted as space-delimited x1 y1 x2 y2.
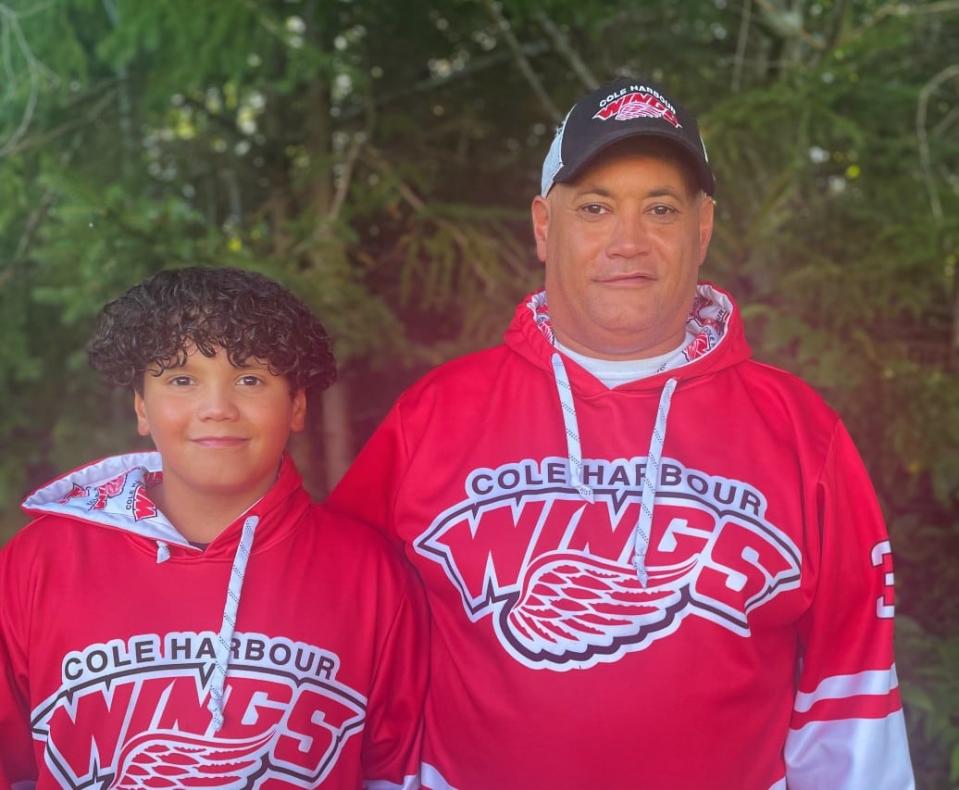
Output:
155 540 170 563
549 350 679 586
551 353 595 503
632 378 678 586
207 515 258 732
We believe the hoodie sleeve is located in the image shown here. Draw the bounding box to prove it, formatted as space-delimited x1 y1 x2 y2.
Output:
328 401 409 540
784 421 914 789
361 554 429 789
0 533 39 786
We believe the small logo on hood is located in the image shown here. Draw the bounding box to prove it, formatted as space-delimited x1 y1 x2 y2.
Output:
131 484 158 521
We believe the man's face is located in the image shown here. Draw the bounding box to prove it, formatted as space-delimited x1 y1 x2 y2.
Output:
134 346 305 508
531 148 714 360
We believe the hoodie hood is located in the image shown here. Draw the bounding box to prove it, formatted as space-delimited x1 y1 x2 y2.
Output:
21 451 309 561
23 452 182 547
504 282 751 396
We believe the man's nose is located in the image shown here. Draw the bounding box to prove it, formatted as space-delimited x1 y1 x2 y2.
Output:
606 212 650 258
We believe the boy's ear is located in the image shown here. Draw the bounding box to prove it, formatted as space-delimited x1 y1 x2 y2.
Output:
290 388 307 433
133 392 151 437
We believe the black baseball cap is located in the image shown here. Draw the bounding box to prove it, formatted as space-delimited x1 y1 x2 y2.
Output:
540 77 715 196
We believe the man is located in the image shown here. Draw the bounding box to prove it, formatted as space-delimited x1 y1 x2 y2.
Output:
329 78 914 789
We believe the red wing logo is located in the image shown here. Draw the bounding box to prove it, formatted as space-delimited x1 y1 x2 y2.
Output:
691 294 725 331
92 472 129 510
109 730 272 789
31 632 367 789
417 456 802 670
501 552 693 662
683 332 711 361
132 484 158 521
59 483 87 503
592 90 681 128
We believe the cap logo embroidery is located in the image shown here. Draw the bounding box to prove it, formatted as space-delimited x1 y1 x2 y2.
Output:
593 88 681 129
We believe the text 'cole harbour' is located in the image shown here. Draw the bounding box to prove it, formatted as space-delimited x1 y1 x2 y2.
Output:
465 456 768 518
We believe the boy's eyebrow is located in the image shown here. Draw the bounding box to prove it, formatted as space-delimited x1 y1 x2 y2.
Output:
234 358 272 370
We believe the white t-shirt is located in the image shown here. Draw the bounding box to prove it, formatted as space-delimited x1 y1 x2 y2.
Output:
555 332 694 389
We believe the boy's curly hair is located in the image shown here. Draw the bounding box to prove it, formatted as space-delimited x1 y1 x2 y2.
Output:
87 267 337 394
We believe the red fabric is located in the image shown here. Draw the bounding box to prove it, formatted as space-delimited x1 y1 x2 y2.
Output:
1 455 427 789
329 284 911 790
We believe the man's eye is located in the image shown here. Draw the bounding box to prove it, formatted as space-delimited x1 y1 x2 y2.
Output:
239 375 263 386
169 376 193 386
580 203 608 216
650 204 677 216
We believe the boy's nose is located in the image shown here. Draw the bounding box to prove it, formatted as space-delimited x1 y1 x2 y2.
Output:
197 387 240 420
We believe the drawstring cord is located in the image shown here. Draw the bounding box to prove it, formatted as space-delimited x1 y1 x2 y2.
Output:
207 515 259 732
551 353 595 504
632 378 677 586
550 351 678 587
155 541 170 563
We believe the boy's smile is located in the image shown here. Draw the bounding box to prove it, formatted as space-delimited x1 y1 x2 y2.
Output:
133 345 306 539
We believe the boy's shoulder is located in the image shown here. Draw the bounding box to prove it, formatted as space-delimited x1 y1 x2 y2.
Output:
3 512 94 557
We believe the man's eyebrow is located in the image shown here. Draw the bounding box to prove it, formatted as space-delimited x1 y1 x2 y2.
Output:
646 186 686 199
572 184 686 199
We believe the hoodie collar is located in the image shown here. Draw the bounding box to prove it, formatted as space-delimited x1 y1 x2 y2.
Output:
21 451 310 561
505 282 751 396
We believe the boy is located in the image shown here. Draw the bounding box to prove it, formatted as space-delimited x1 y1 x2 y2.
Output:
0 267 427 789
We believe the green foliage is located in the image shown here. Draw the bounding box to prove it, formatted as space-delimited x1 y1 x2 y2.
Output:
0 0 957 780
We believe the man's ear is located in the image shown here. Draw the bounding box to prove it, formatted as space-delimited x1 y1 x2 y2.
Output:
133 391 151 437
531 195 550 264
290 388 307 433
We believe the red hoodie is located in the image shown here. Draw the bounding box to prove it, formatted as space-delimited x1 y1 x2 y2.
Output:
328 284 913 790
1 453 427 789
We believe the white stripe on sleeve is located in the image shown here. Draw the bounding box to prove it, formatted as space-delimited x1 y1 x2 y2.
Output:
785 711 914 789
793 665 899 713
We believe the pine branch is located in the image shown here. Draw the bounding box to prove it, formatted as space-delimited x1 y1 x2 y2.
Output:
732 0 754 92
482 0 561 122
916 64 959 222
533 10 598 90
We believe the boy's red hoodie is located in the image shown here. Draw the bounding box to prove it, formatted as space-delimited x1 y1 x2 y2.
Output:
0 452 427 789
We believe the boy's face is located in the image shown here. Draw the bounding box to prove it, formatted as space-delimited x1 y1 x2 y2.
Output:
133 345 306 507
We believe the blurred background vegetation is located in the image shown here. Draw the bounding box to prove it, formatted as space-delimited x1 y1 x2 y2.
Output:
0 0 956 784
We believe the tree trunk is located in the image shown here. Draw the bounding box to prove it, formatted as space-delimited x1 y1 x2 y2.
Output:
321 379 353 492
303 0 354 494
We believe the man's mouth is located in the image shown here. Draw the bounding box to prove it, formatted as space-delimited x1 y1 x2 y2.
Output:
594 271 657 285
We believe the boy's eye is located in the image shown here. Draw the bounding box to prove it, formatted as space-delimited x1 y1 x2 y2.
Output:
238 375 263 386
168 375 193 386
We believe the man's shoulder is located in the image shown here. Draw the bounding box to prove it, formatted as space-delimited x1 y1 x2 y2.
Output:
737 358 836 407
732 358 841 439
414 342 511 388
302 503 414 582
396 342 514 408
